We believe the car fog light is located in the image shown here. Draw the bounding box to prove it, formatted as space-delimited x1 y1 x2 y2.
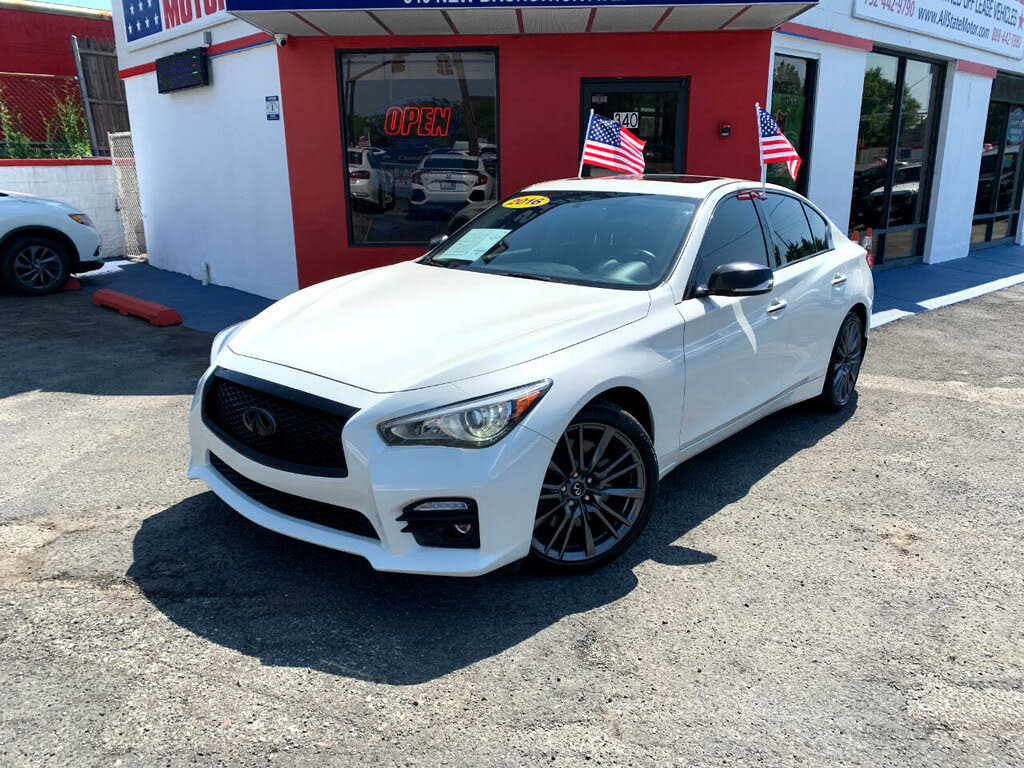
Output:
413 500 469 513
452 523 473 535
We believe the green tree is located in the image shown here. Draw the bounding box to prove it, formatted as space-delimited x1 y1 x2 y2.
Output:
0 88 34 159
42 94 92 158
858 66 923 150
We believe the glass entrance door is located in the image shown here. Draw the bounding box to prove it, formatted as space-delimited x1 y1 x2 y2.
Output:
580 79 688 176
849 52 945 267
971 97 1024 248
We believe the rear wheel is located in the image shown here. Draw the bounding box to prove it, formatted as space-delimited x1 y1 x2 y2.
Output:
529 402 658 573
1 235 71 295
819 311 865 411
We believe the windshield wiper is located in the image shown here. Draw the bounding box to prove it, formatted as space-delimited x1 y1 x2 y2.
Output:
488 270 565 284
429 258 473 269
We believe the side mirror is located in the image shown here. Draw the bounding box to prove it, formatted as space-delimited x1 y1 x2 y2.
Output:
699 261 774 297
428 234 449 249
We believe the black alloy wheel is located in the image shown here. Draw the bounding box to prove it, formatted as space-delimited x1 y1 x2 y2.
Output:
530 402 658 572
820 311 865 411
1 235 72 295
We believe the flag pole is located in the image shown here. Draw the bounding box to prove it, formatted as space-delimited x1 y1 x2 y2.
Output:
579 109 594 179
755 102 766 194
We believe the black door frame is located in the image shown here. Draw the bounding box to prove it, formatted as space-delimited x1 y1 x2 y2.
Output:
868 48 946 268
579 78 689 175
971 101 1024 248
769 53 818 196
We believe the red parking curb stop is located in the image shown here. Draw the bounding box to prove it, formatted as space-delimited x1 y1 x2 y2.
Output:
63 277 81 291
91 289 182 327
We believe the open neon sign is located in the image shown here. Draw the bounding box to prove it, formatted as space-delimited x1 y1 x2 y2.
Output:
382 106 453 138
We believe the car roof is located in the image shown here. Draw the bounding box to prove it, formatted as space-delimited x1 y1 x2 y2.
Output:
524 175 796 199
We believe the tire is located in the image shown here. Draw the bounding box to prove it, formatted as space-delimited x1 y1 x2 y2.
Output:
818 310 866 412
0 235 72 295
529 401 658 573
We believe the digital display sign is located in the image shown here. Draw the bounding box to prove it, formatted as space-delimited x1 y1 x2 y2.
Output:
155 47 210 94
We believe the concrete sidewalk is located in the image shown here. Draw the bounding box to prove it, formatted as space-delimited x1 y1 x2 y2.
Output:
76 244 1024 334
76 260 273 334
871 242 1024 328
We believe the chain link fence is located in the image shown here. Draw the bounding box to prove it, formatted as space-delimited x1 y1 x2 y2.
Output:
0 73 92 159
110 131 147 257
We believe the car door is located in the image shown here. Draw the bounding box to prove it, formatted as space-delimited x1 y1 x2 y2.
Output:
677 192 791 448
757 193 841 390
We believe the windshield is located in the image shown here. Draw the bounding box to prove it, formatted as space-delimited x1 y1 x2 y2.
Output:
422 190 699 289
423 156 479 171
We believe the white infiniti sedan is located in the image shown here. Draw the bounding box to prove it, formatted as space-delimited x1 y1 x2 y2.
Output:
189 176 872 576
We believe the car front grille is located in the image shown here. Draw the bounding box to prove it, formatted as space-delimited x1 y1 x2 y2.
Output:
202 369 355 476
210 453 379 540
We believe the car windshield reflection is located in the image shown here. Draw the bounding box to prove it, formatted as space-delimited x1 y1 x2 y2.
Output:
423 190 699 290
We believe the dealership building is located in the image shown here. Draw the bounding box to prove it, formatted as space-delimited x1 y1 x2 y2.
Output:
110 0 1024 299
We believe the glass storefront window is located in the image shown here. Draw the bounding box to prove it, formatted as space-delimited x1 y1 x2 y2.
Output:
971 75 1024 248
767 55 816 194
338 50 499 246
849 52 944 266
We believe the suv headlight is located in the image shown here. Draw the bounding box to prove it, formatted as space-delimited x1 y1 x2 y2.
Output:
378 380 552 448
210 322 244 364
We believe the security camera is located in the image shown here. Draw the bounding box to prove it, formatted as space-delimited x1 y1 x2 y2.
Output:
274 34 288 47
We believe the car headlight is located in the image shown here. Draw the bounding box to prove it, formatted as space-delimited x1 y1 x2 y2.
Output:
68 213 94 227
378 380 552 448
210 322 244 364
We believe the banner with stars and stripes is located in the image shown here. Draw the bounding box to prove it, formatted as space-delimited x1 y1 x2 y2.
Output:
120 0 228 47
122 0 162 42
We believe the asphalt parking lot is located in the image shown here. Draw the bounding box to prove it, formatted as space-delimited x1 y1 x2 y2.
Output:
1 285 1022 767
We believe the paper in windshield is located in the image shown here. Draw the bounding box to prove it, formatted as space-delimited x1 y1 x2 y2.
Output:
438 228 510 262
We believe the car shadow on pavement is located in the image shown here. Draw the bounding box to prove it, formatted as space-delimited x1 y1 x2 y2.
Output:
128 399 856 685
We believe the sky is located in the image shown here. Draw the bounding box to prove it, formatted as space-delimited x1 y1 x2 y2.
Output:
39 0 113 10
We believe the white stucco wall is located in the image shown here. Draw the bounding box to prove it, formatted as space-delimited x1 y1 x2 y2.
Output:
770 36 868 231
924 66 994 263
773 0 1024 264
121 44 298 299
111 1 297 299
0 163 126 258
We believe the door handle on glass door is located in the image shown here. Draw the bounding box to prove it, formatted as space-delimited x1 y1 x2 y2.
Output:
831 274 848 287
766 298 787 316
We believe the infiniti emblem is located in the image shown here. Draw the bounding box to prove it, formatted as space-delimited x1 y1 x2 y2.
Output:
242 406 277 437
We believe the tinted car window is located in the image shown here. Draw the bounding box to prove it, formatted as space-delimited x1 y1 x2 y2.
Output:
347 150 364 166
762 193 815 265
426 190 699 290
692 196 768 287
803 203 831 254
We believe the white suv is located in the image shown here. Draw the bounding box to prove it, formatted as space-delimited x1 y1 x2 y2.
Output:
347 149 395 210
0 190 102 294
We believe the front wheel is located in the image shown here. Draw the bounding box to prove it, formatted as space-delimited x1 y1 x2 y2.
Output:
529 402 658 573
1 235 72 295
819 311 865 412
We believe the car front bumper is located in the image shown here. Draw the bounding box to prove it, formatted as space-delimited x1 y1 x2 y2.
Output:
187 356 555 576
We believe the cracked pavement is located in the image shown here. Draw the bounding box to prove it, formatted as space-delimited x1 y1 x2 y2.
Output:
1 284 1022 766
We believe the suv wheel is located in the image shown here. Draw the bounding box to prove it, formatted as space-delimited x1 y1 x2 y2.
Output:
1 235 72 295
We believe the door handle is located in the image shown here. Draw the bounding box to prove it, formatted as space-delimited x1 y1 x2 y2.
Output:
831 274 848 287
766 298 787 316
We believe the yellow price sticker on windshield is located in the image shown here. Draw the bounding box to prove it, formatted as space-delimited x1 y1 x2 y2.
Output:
503 195 549 209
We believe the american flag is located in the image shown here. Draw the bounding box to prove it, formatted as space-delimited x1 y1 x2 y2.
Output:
581 113 646 175
757 105 801 181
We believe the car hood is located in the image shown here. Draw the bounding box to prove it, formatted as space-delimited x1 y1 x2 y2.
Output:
0 190 72 210
228 261 650 393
